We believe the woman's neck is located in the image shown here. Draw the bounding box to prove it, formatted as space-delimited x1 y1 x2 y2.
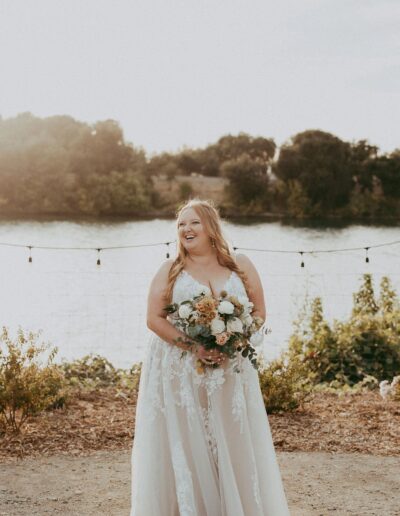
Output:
186 250 218 267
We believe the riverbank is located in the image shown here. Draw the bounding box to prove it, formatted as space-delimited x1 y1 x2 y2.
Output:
1 209 400 226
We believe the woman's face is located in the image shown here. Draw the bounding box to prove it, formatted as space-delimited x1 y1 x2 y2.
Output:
177 207 211 253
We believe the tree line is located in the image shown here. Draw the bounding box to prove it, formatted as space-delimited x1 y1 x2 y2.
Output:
0 112 399 219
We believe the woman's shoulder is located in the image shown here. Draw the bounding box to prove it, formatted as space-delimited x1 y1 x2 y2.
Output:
152 258 175 281
234 252 261 282
234 252 254 271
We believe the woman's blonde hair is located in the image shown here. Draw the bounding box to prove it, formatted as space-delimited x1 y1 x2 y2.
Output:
165 199 248 302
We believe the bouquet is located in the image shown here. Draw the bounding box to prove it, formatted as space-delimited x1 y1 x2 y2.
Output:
165 289 264 374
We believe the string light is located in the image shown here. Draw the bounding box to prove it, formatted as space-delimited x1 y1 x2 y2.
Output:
0 238 398 267
233 239 400 267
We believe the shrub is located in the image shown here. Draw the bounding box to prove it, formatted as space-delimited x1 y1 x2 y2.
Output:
258 355 310 413
0 327 65 433
289 274 400 386
60 354 142 391
60 354 120 388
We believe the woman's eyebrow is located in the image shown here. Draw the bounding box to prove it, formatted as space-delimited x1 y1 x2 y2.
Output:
179 218 200 223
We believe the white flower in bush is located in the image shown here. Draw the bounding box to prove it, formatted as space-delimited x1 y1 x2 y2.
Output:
380 380 391 399
218 300 234 315
211 317 226 335
227 317 243 333
380 376 400 400
178 304 192 319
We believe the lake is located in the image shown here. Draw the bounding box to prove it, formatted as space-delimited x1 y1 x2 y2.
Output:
0 217 399 368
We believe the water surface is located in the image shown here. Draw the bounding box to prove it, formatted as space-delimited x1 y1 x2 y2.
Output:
0 218 399 367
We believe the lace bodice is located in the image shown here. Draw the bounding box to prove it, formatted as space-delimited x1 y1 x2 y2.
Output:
172 269 248 304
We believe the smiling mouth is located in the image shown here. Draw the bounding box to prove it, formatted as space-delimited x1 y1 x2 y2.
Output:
185 235 195 241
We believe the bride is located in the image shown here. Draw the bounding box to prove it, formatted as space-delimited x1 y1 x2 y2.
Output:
131 199 290 515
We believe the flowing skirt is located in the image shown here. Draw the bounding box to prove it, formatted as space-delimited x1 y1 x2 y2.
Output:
131 333 290 516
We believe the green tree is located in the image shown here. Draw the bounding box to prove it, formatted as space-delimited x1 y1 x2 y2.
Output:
275 130 353 215
213 133 276 167
221 154 269 211
375 150 400 199
0 113 150 216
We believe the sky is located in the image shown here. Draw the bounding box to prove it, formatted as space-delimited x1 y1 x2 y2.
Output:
1 0 399 155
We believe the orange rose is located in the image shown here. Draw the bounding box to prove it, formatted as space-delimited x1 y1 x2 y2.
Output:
216 332 229 346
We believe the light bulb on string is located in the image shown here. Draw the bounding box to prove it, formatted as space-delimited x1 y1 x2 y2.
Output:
365 247 370 263
96 248 101 266
28 246 33 263
166 242 170 259
299 251 305 268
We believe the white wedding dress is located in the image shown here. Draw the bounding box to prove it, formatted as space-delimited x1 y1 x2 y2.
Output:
131 270 290 516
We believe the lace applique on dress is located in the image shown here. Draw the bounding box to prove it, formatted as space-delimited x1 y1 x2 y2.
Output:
162 344 197 425
172 441 196 515
176 355 197 425
232 371 246 433
143 338 164 421
194 366 226 397
201 406 218 465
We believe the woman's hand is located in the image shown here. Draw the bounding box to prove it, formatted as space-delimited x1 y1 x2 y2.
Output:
194 344 226 366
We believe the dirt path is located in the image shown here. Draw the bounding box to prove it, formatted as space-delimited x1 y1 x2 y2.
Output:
0 450 399 516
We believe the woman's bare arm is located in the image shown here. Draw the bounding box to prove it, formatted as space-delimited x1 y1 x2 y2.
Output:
236 254 266 322
146 260 194 351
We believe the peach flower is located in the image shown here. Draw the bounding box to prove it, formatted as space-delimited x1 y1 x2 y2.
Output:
215 332 229 346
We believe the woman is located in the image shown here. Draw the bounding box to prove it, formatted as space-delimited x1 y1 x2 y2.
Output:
131 199 290 515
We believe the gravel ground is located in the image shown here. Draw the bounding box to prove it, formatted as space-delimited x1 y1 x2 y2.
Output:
1 450 399 516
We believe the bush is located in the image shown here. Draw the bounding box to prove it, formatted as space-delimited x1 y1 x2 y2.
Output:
0 327 65 433
60 354 120 388
258 355 310 413
289 274 400 386
60 354 142 391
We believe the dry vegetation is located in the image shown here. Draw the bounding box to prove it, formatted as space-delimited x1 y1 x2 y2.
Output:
1 388 399 463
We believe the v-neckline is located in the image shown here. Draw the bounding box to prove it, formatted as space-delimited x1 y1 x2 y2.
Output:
182 269 234 298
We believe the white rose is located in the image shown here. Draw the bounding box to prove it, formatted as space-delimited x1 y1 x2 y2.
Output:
211 317 226 335
178 304 192 319
218 300 234 315
244 314 253 326
238 296 254 314
227 317 243 333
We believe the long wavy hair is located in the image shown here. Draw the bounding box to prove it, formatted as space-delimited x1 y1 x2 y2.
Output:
165 199 249 302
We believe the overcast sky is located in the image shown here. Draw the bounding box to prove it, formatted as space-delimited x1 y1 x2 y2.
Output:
1 0 399 155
